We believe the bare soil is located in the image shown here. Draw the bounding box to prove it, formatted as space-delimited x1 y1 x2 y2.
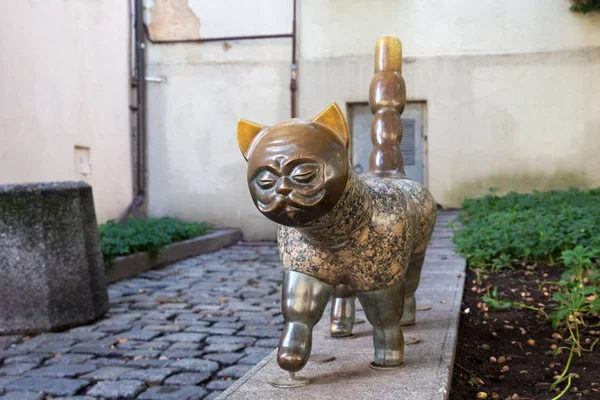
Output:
450 265 600 400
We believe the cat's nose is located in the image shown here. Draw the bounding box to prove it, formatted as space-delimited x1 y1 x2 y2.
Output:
277 178 292 196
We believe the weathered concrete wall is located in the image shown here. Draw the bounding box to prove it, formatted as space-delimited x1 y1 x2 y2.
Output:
299 49 600 205
0 182 108 335
0 0 133 223
144 0 600 240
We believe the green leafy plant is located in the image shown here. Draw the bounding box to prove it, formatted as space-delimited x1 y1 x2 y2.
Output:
570 0 600 13
453 188 600 399
545 246 600 398
490 253 513 273
99 217 211 266
452 188 600 267
482 287 513 311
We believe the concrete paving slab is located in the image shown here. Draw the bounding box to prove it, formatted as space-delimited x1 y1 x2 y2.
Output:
218 212 465 400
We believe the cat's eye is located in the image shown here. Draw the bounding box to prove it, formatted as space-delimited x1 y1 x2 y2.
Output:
290 164 319 184
256 171 278 189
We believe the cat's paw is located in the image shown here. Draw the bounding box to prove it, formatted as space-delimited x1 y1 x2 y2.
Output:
330 319 354 337
400 295 416 326
277 322 312 372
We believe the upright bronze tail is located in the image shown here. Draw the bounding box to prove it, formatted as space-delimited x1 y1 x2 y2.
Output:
368 35 406 178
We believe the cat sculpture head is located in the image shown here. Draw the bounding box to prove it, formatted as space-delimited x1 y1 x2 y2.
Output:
237 103 350 227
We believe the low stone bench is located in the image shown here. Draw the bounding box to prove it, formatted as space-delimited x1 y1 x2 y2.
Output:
0 182 108 335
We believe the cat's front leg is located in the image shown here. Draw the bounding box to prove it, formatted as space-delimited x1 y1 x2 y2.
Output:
330 284 356 337
278 270 333 373
357 279 406 368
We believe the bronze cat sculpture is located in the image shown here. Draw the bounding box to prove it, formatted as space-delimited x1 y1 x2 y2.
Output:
237 35 436 384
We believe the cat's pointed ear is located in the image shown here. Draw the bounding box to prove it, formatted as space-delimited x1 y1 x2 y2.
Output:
237 119 265 161
312 102 349 148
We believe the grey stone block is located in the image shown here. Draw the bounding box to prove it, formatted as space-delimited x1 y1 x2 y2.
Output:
0 376 19 390
158 333 208 343
216 365 253 379
86 357 128 367
6 377 89 396
0 363 38 376
97 324 132 334
212 322 245 330
3 354 48 365
121 368 175 385
203 344 245 353
0 182 108 335
168 342 201 350
203 352 244 366
143 324 183 333
253 339 278 348
185 326 238 336
24 364 97 378
70 344 123 357
236 327 281 338
205 336 255 346
119 330 163 341
127 359 173 369
1 391 44 400
204 391 223 400
81 366 139 381
53 397 96 400
164 372 212 385
87 379 146 399
168 359 219 373
138 385 208 400
203 316 239 323
237 351 272 365
160 350 204 360
207 379 234 390
43 354 94 366
123 349 162 359
0 336 22 350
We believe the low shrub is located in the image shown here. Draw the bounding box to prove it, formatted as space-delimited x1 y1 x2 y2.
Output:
99 217 210 266
452 188 600 267
571 0 600 13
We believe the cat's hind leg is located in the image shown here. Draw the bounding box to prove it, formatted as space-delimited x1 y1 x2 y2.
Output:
400 253 425 326
330 284 356 337
357 280 406 368
278 270 333 373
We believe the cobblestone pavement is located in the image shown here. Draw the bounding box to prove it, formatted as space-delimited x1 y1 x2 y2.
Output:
0 242 283 400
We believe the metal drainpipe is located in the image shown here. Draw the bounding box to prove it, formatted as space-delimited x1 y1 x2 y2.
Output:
120 0 298 222
142 0 298 118
290 0 298 118
119 0 147 223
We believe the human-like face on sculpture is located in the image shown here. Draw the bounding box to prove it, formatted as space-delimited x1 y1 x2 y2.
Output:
238 103 350 227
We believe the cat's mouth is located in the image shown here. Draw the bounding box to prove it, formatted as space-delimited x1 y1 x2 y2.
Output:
257 191 325 220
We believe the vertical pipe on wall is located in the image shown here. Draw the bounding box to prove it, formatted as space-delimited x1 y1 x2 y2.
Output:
290 0 297 118
134 0 146 198
121 0 298 221
119 0 146 223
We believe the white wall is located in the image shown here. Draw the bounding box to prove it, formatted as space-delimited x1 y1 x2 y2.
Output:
145 0 600 239
299 0 600 58
0 0 133 223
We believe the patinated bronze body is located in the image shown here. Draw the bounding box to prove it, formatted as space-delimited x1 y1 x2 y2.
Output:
237 35 436 385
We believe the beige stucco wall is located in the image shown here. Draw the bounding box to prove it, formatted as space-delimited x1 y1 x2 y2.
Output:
0 0 133 223
145 0 600 240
